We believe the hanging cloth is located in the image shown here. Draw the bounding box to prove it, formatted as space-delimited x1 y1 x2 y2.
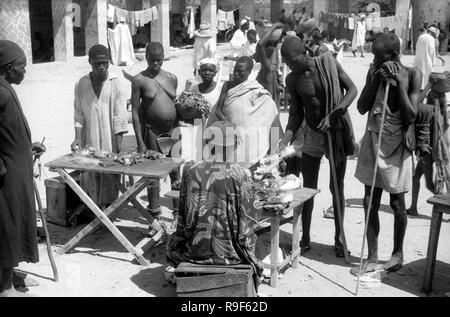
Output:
151 6 158 21
349 16 355 30
107 4 115 23
188 7 195 39
217 9 228 31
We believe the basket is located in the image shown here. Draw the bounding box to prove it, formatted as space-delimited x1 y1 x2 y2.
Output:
175 91 211 121
430 72 450 94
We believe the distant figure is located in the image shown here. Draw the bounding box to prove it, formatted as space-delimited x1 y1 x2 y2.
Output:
108 17 136 66
280 9 289 25
192 22 216 76
352 15 367 58
414 28 436 89
230 19 250 58
240 29 258 58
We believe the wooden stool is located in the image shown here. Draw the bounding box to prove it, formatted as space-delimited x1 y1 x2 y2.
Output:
423 194 450 293
175 263 257 297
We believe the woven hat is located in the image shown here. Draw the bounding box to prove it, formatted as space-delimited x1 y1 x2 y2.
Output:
194 22 214 38
428 27 438 37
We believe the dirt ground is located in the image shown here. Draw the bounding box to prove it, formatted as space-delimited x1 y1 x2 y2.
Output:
12 44 450 297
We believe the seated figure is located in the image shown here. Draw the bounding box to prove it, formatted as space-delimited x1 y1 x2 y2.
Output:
166 160 264 286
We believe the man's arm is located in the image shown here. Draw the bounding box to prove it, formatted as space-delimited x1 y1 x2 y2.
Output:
72 82 84 151
397 67 421 125
357 66 381 115
257 23 283 71
280 75 304 148
336 60 358 112
131 77 146 153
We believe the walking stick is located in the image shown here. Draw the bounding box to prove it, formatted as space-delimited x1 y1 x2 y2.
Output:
33 142 59 282
355 82 391 295
326 131 351 264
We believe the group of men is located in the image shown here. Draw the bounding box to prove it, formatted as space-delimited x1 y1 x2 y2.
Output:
0 10 447 295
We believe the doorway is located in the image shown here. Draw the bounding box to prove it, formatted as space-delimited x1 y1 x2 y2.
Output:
28 0 55 63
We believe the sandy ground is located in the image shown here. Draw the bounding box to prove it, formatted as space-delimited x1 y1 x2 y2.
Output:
11 44 450 297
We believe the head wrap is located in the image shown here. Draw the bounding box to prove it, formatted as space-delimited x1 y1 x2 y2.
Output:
240 18 249 26
0 40 25 67
199 57 217 67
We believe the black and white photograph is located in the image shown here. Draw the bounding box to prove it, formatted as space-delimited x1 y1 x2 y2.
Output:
0 0 449 299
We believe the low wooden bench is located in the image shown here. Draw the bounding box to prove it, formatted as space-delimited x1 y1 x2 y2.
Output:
423 194 450 293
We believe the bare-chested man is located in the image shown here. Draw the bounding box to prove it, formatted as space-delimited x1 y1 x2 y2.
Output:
279 37 357 258
131 42 178 217
353 33 422 274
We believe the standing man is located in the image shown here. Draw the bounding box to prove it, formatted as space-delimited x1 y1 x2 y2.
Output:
71 45 129 210
192 22 216 77
352 15 367 58
279 37 358 257
354 33 421 274
414 27 436 90
131 42 178 217
0 40 46 297
230 20 250 58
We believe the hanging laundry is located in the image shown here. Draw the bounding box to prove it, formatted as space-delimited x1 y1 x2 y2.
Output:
107 4 115 23
151 6 158 21
348 16 354 30
226 11 235 28
217 9 228 31
142 8 153 25
188 7 195 39
115 7 128 24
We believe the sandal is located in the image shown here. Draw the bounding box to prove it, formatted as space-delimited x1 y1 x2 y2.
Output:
334 245 351 258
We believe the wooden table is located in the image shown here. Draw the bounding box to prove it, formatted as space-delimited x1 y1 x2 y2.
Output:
258 188 320 288
423 194 450 293
45 155 181 266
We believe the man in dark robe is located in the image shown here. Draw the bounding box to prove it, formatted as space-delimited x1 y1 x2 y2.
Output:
0 40 46 297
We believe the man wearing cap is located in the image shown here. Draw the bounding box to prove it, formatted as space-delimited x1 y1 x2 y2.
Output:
71 45 129 211
131 42 178 217
0 40 46 296
414 27 437 90
230 19 250 58
193 22 216 77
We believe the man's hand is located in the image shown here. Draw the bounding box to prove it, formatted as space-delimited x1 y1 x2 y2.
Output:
317 115 331 133
32 142 47 156
145 150 165 160
273 22 284 29
71 139 82 152
376 61 403 86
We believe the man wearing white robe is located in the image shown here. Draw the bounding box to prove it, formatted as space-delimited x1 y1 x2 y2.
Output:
108 17 136 66
414 28 436 90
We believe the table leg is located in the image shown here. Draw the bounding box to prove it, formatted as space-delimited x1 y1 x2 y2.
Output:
57 169 151 266
270 216 280 288
292 205 303 269
422 207 443 293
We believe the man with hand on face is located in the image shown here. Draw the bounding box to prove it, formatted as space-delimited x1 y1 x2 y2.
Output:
71 45 129 211
131 42 178 218
353 33 421 274
279 37 357 258
0 40 46 297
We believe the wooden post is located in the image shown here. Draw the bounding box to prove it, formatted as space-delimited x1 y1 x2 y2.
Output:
292 205 303 269
270 216 280 287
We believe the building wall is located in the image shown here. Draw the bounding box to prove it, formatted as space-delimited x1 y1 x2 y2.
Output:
0 0 33 62
412 0 450 52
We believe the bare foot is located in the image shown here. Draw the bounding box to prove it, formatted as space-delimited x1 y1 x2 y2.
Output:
0 287 36 297
383 255 403 272
406 208 419 217
13 271 39 288
350 260 383 276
